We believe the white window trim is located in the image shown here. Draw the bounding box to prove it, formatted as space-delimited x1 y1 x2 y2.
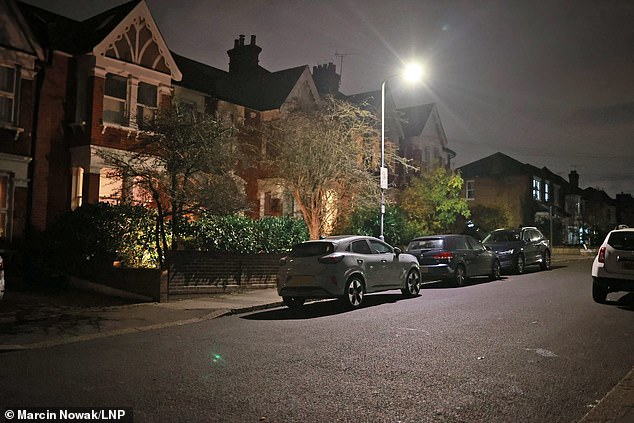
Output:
466 180 475 200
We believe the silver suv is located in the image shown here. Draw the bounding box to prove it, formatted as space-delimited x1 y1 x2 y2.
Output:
591 227 634 303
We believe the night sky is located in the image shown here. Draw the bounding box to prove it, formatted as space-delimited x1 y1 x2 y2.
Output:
25 0 634 197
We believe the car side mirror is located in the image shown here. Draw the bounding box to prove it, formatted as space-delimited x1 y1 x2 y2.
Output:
394 247 401 256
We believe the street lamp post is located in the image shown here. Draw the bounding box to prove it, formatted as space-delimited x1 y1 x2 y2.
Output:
379 63 425 241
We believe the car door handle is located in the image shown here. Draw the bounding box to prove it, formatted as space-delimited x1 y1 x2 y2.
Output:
357 259 363 265
381 259 388 263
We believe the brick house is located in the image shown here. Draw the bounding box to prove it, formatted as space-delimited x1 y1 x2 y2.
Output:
17 0 181 231
0 0 43 241
4 0 457 241
458 152 619 246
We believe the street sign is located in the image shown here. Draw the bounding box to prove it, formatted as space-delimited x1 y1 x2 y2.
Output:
380 167 388 189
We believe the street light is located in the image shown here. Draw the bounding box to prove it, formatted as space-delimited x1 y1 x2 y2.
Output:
379 63 425 241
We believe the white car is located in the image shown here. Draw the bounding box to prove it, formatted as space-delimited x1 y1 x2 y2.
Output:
591 227 634 303
277 235 421 309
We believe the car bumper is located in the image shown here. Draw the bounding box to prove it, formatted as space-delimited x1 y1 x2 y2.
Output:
495 254 516 271
593 274 634 293
420 264 454 281
276 273 344 299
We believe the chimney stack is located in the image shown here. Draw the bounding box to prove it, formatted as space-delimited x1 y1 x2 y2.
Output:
227 34 262 75
569 170 579 188
312 62 341 95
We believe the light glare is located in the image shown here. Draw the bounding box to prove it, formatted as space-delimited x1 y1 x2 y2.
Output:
403 63 425 83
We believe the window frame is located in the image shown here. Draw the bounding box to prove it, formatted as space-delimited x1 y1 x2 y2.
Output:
0 65 16 125
466 180 475 200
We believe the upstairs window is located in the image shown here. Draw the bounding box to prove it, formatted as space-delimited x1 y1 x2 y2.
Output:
544 181 551 203
103 73 127 124
136 82 157 128
0 66 16 125
466 180 475 200
532 177 542 201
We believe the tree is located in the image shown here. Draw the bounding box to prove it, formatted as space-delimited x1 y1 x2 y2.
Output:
99 102 247 267
399 167 471 236
262 96 402 239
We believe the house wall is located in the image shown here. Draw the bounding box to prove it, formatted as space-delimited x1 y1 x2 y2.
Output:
30 52 73 230
465 174 530 228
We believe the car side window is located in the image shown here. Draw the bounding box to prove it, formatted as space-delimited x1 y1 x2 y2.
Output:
522 230 531 242
369 240 393 254
454 237 469 250
351 240 372 254
466 236 484 251
531 229 543 242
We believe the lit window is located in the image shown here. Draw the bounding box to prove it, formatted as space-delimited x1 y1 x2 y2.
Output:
136 82 157 128
99 167 122 204
71 166 84 210
466 180 475 200
533 177 542 201
544 181 550 203
0 66 16 124
103 74 127 124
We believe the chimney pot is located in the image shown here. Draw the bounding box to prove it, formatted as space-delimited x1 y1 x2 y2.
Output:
239 34 245 46
250 35 256 45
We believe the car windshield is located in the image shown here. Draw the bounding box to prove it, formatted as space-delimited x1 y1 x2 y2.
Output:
607 232 634 251
289 242 335 257
407 239 444 250
483 231 518 243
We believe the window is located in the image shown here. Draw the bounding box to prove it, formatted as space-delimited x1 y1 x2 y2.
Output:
0 66 16 124
70 166 84 210
99 168 122 204
544 181 551 203
103 74 127 124
369 240 392 254
466 180 475 200
351 240 372 254
136 82 157 128
532 177 542 201
0 174 8 238
264 191 282 216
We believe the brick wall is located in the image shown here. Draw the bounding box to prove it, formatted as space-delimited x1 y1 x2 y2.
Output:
167 251 283 297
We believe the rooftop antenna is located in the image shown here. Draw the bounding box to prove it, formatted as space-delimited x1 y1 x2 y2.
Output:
334 51 355 83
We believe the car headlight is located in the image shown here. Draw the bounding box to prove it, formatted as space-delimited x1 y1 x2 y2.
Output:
498 249 515 255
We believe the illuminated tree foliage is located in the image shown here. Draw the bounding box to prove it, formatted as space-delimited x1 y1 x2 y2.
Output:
399 167 471 236
262 96 401 239
99 102 247 267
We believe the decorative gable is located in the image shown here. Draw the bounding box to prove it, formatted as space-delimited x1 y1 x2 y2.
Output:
93 1 181 81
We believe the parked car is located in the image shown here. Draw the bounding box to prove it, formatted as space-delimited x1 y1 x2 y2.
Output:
406 234 500 286
482 227 551 274
591 227 634 303
277 235 421 309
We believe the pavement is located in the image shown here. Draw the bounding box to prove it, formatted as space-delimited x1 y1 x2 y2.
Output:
0 254 631 422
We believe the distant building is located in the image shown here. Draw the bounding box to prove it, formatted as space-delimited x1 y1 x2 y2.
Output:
458 152 620 246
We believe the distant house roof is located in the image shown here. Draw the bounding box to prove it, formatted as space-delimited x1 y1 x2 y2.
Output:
173 52 311 111
398 103 435 138
458 152 541 178
17 0 140 54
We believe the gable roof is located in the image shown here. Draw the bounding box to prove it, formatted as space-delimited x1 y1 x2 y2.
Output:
17 0 139 54
0 0 44 59
173 52 311 111
458 152 541 178
18 0 181 80
398 103 435 137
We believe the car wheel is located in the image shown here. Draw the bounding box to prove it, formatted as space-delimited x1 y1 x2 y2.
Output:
402 269 421 297
343 276 365 308
490 260 501 281
540 250 551 270
515 254 525 274
454 265 466 287
282 296 305 310
592 277 608 303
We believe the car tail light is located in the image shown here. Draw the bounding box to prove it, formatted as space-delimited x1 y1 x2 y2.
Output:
432 251 454 261
318 254 344 264
598 246 606 264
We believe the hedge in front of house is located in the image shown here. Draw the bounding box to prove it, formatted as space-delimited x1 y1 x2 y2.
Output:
184 214 308 254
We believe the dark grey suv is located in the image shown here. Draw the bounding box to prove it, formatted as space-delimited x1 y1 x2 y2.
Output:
483 227 551 274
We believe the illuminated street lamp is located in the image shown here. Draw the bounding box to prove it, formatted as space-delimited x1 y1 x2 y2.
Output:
380 63 425 241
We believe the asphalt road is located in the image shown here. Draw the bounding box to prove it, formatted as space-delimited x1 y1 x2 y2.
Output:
1 259 632 422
